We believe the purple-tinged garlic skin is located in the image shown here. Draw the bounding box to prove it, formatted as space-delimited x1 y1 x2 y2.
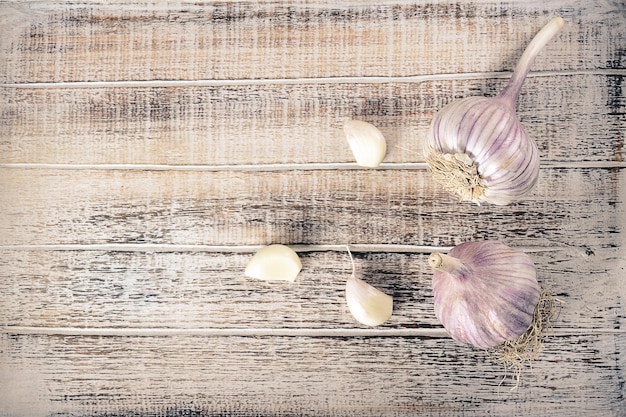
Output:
429 241 540 349
425 95 540 205
424 17 564 205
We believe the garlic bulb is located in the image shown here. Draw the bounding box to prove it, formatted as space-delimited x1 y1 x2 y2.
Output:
344 248 393 326
424 17 564 205
428 241 540 349
244 244 302 282
343 119 387 168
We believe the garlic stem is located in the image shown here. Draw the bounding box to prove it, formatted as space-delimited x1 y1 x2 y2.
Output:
428 252 468 276
345 245 356 275
499 17 564 105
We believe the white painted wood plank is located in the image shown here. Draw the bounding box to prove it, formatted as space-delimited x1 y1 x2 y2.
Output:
1 333 623 416
0 248 623 332
1 74 624 165
1 2 623 83
0 168 622 247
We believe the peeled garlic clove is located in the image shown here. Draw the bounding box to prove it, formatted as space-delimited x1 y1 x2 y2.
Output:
343 119 387 168
424 17 564 205
346 274 393 326
428 241 540 349
244 244 302 282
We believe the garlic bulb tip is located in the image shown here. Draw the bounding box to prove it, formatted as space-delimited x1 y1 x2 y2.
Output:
428 253 444 269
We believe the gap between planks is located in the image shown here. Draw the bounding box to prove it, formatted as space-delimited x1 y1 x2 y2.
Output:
2 69 625 89
1 162 625 171
0 327 447 337
1 326 624 337
0 243 576 254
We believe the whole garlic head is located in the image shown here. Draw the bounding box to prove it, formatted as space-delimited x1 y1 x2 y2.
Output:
425 96 540 205
424 17 564 205
428 241 540 349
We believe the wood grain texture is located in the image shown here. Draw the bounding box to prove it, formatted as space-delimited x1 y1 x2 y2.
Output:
1 1 624 83
0 0 625 416
0 168 623 247
0 248 623 331
1 74 625 165
1 333 624 416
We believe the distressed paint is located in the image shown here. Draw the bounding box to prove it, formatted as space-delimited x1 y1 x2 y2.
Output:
0 248 622 331
0 0 624 416
0 168 622 247
0 2 623 82
0 333 624 416
0 75 624 165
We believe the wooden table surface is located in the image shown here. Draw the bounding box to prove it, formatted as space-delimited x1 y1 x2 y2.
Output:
1 1 625 416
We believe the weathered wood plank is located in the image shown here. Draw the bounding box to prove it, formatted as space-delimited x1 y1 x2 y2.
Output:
0 168 622 247
1 74 624 165
0 248 622 331
0 332 623 416
1 2 623 83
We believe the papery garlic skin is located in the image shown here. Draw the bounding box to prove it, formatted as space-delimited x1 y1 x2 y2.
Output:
343 119 387 168
425 96 540 205
346 274 393 326
424 17 564 205
244 244 302 282
429 241 540 349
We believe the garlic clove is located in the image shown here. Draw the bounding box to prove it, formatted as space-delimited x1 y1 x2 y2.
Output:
345 274 393 326
244 244 302 282
343 119 387 168
428 241 540 349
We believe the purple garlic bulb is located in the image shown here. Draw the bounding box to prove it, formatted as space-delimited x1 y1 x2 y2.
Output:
428 241 540 349
424 17 564 205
